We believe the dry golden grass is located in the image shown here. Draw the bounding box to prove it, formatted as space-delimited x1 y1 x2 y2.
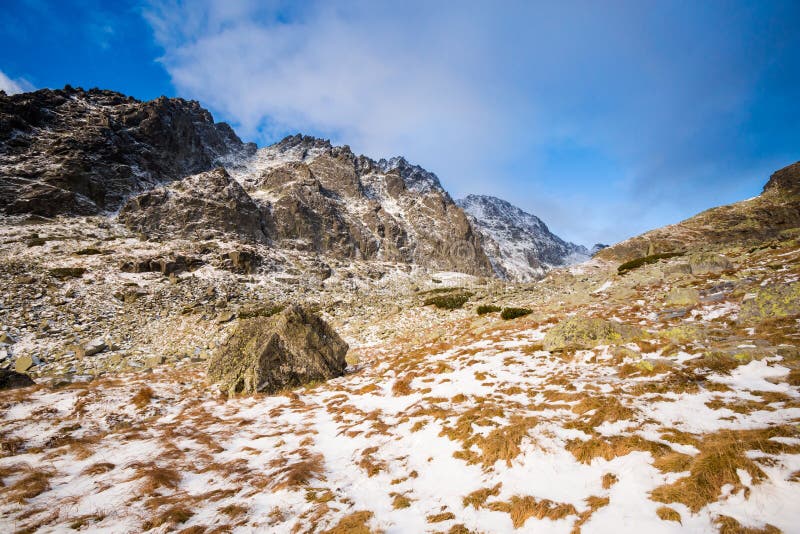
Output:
426 511 456 523
571 495 610 534
358 446 386 477
489 495 577 528
566 434 670 464
67 513 107 529
127 462 181 493
218 503 249 519
273 450 325 489
462 483 501 509
714 515 781 534
392 374 415 396
650 426 800 512
131 386 154 409
142 504 194 530
80 461 115 476
390 493 412 509
601 473 618 489
656 506 681 524
322 510 374 534
4 466 54 503
570 396 635 428
652 452 694 473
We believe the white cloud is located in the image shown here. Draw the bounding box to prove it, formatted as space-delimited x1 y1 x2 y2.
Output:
0 69 34 95
142 0 797 246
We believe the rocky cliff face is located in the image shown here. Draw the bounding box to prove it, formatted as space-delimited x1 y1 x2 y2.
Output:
596 161 800 263
226 134 494 276
118 167 271 244
0 86 255 216
457 194 589 281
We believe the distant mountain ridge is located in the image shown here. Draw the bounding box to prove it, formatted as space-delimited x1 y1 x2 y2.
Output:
457 194 590 281
0 87 590 279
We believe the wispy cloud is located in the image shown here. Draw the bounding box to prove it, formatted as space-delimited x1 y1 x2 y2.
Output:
0 69 34 94
143 0 800 245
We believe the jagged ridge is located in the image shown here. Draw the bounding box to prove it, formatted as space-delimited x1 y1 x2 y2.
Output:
457 194 589 281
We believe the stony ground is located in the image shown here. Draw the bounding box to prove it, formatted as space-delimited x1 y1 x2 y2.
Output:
1 218 799 533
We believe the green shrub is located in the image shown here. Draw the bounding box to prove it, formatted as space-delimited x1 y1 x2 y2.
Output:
424 292 472 310
617 252 683 274
477 305 502 315
501 307 532 320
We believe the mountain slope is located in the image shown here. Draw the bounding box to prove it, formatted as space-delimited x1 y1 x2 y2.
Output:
457 194 589 281
597 161 800 263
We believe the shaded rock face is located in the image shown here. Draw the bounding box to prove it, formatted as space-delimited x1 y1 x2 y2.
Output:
0 87 255 216
207 305 349 396
597 161 800 263
228 135 494 276
543 316 642 351
457 194 589 281
0 368 35 390
118 168 270 243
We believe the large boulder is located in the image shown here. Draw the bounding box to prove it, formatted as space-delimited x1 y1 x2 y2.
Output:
739 282 800 322
207 305 349 396
543 316 642 351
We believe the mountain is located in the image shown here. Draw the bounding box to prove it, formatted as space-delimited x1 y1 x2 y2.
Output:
0 86 589 280
222 134 494 276
596 161 800 263
0 86 254 216
457 194 589 281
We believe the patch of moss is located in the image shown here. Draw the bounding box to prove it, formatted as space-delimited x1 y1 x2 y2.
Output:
500 307 532 320
618 252 684 274
477 305 502 315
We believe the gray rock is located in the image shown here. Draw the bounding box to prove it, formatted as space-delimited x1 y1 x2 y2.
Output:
543 316 643 351
84 338 108 356
689 253 733 275
207 304 349 396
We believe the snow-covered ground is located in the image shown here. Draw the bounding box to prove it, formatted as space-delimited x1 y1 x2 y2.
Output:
1 302 797 533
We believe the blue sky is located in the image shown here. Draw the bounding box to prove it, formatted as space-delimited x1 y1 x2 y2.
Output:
1 0 798 246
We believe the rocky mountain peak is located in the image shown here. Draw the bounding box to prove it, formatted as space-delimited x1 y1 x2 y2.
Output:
376 156 445 194
457 194 589 281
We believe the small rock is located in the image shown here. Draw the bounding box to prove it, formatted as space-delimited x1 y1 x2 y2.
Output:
216 311 235 324
0 332 15 344
664 287 700 307
15 354 37 373
84 338 108 356
145 355 165 368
